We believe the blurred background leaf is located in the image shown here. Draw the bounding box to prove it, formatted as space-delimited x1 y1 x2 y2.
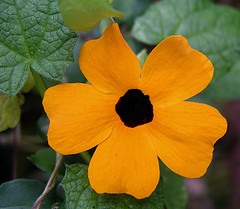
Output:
112 0 135 22
0 94 21 132
59 0 123 31
205 60 240 100
137 49 148 68
64 38 87 83
132 0 240 101
112 0 151 24
28 148 65 176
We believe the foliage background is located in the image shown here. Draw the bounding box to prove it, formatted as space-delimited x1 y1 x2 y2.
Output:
0 0 240 208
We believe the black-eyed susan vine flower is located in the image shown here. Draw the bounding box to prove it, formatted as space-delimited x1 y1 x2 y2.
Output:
43 23 227 199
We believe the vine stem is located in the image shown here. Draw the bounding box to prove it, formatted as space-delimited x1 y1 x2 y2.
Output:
32 153 64 209
80 151 91 164
107 17 115 24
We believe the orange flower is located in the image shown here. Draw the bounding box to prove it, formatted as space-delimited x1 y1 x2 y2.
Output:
43 23 227 199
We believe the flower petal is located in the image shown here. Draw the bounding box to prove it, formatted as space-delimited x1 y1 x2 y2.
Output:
88 124 160 199
43 83 119 155
79 23 141 95
146 102 227 178
140 36 214 106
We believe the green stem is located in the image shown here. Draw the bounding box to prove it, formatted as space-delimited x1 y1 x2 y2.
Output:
32 153 64 209
107 17 115 24
80 151 91 164
30 68 47 98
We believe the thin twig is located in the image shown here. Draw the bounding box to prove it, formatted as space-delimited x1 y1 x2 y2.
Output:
32 153 64 209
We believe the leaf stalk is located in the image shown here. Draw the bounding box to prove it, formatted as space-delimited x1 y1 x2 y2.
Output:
107 17 115 24
30 68 47 98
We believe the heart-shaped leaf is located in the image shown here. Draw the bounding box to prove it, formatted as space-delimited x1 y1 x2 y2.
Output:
0 0 77 97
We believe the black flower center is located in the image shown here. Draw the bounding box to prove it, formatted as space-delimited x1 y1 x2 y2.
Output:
115 89 153 128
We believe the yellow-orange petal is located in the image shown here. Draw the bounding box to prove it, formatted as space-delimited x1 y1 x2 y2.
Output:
42 83 119 155
140 36 214 106
146 102 227 178
79 23 141 95
88 124 159 199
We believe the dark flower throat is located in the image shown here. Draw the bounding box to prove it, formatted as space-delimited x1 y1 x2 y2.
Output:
115 89 153 128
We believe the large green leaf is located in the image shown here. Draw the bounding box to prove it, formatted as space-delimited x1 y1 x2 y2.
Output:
112 0 151 23
59 0 123 32
0 94 21 132
132 0 240 100
61 164 165 209
0 0 77 97
0 179 64 209
204 60 240 100
112 0 135 22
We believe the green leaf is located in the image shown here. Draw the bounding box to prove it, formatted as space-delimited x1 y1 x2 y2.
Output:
28 148 65 175
137 49 148 68
61 164 165 209
204 60 240 100
65 64 87 83
112 0 151 22
73 38 83 62
160 162 187 209
125 37 144 54
134 0 151 17
0 0 77 97
59 0 123 32
0 94 20 132
112 0 135 22
132 0 240 100
0 179 63 209
37 114 50 141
